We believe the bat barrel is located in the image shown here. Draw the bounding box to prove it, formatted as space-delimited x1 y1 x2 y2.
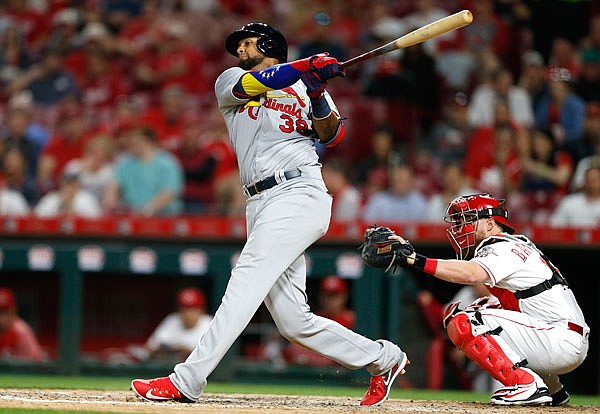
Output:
339 9 473 70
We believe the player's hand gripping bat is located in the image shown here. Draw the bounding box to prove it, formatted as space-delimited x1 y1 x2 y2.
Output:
339 10 473 69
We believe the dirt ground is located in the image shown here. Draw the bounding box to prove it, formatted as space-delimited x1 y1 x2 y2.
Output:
0 389 598 414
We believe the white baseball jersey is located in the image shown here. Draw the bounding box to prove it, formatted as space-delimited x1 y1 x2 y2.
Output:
147 313 213 353
471 233 587 328
215 67 337 186
462 233 589 384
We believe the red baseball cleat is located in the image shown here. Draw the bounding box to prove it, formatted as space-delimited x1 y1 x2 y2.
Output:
131 377 192 402
360 352 409 406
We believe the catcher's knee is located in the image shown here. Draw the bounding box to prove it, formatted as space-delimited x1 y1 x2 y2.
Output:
445 312 472 349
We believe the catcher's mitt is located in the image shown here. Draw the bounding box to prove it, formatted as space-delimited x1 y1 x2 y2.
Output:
360 226 415 272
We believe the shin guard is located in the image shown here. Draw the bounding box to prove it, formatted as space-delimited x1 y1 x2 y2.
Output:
446 312 534 387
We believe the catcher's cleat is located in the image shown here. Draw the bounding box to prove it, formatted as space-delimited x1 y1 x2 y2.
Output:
490 382 552 406
550 387 570 406
131 377 193 403
360 352 409 406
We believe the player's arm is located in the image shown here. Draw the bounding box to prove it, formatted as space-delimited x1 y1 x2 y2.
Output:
299 55 346 147
416 258 490 285
232 53 344 98
231 56 317 98
389 234 490 285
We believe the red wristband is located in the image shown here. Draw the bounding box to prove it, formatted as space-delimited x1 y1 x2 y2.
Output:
423 258 438 275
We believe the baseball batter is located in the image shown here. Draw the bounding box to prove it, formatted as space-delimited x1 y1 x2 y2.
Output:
383 193 589 406
132 22 408 406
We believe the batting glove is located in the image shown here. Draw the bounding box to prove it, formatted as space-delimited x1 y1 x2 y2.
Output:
308 53 345 81
301 71 328 99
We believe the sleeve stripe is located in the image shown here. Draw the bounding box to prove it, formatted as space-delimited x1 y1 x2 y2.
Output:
321 121 345 147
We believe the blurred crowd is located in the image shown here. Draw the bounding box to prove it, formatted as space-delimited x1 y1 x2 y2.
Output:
1 0 600 226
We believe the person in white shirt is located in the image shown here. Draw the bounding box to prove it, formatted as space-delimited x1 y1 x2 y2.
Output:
468 67 534 128
550 165 600 227
0 180 30 216
33 170 101 218
363 163 428 223
144 287 212 362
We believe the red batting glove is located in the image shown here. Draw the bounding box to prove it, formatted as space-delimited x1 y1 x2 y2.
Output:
308 53 345 81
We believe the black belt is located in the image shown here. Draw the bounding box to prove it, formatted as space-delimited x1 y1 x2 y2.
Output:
244 169 302 197
514 272 568 299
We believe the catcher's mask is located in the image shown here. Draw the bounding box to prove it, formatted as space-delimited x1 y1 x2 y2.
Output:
444 194 515 259
226 22 288 63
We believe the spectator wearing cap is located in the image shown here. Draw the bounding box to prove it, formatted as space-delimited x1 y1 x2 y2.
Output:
103 126 184 216
534 67 586 162
45 7 81 53
283 276 355 367
0 287 44 361
142 287 212 362
34 167 102 217
316 275 355 329
64 22 116 85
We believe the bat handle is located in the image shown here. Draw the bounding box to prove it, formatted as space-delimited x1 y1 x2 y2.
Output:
339 54 374 70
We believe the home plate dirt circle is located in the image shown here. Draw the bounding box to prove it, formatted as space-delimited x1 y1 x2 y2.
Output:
0 389 597 413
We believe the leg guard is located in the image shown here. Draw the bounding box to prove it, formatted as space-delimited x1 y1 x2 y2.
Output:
446 312 535 387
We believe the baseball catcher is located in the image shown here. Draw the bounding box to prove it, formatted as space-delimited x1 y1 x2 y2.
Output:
361 194 589 406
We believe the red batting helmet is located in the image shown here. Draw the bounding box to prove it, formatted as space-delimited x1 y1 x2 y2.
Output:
444 194 515 259
226 22 288 63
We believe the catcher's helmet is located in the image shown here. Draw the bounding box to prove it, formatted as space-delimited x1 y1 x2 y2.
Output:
444 194 515 259
226 22 288 63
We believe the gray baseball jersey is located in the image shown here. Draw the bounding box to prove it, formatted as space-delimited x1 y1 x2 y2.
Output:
215 66 332 185
169 66 404 401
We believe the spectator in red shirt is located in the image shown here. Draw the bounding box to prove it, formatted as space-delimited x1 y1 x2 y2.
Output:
6 0 49 55
79 49 130 124
64 22 117 89
118 0 162 56
140 85 189 152
0 288 45 361
133 20 207 97
464 100 520 189
37 102 90 193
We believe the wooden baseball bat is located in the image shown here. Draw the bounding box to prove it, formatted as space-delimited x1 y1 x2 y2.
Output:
339 10 473 69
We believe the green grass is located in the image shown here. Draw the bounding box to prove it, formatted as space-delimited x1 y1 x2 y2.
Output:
0 374 598 407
